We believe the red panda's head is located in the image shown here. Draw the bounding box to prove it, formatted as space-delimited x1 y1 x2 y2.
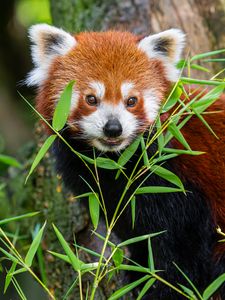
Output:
27 24 185 152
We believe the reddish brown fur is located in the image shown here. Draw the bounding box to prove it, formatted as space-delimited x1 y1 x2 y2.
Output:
170 92 225 257
36 31 170 130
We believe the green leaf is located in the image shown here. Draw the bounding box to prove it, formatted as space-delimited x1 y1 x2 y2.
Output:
203 273 225 300
148 237 155 272
192 84 225 113
0 154 21 168
52 224 83 271
112 248 124 267
180 77 224 86
162 148 204 156
131 196 136 229
178 284 195 298
25 135 57 183
0 212 39 225
108 275 150 300
118 231 166 247
190 64 209 73
95 157 122 170
162 86 182 113
137 278 156 300
4 262 17 293
0 248 18 264
168 122 191 150
116 136 141 179
52 80 75 131
88 193 100 230
48 250 70 264
190 49 225 61
150 165 184 191
75 192 94 199
136 186 183 194
140 137 150 167
25 222 46 267
118 264 150 273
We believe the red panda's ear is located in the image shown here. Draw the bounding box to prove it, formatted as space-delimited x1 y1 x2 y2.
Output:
26 24 76 86
138 29 185 82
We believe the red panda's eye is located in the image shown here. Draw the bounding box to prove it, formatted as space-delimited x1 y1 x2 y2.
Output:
86 95 98 106
126 97 138 107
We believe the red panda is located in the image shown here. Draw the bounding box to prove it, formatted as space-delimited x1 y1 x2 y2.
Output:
26 24 225 299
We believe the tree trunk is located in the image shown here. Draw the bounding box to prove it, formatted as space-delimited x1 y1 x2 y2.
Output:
6 0 225 299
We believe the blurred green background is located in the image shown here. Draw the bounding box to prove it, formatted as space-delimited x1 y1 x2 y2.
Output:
0 0 51 157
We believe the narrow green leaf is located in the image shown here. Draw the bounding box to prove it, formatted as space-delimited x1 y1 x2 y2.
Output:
131 196 136 229
192 84 225 113
48 250 70 264
25 135 57 183
0 154 21 168
0 248 18 263
137 278 156 300
181 77 224 86
74 243 101 259
25 222 46 267
203 273 225 300
4 262 17 293
178 284 195 298
118 231 166 247
162 148 204 156
108 275 150 300
148 237 155 272
190 64 209 73
203 58 225 62
52 80 75 131
150 165 184 191
190 49 225 61
168 122 191 150
136 186 183 194
162 86 182 113
88 193 100 230
95 157 122 170
112 248 124 267
52 224 83 271
118 264 151 273
11 268 27 276
75 192 93 199
0 212 39 225
140 137 150 167
116 136 141 179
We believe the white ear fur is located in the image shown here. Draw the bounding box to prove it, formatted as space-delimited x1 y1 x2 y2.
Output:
26 24 76 86
138 29 185 82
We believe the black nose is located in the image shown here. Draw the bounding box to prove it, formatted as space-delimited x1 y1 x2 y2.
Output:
103 119 123 138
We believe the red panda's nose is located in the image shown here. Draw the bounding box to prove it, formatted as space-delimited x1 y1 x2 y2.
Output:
103 119 123 138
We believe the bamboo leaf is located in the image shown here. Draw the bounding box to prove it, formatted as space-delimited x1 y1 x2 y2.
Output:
168 122 191 150
108 275 150 300
136 186 183 194
25 222 46 267
131 196 136 229
190 49 225 61
25 135 57 183
181 77 224 86
116 136 141 179
203 273 225 300
88 193 100 230
162 148 204 156
162 86 182 113
150 165 184 191
52 224 83 271
0 212 39 225
112 248 124 267
4 262 17 293
118 231 166 247
137 278 156 300
0 154 21 168
52 80 75 131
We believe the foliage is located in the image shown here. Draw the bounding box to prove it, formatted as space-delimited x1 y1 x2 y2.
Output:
0 50 225 299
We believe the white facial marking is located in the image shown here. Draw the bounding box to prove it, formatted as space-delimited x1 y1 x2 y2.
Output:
121 82 134 99
143 89 160 122
78 103 138 152
70 90 80 111
26 24 76 86
89 81 105 99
